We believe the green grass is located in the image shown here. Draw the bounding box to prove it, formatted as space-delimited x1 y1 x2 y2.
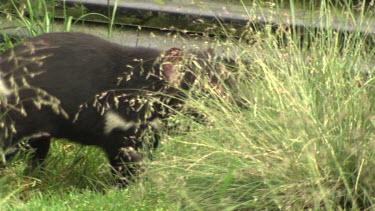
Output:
1 0 375 210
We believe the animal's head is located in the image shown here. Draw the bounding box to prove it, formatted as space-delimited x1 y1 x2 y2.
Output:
159 47 239 105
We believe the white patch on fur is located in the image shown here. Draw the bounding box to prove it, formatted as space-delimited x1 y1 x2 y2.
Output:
104 111 136 134
148 118 160 129
0 75 11 96
28 132 50 139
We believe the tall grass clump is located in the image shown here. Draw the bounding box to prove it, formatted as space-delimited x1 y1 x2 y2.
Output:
143 12 375 211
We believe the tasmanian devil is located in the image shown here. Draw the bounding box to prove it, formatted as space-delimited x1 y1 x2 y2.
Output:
0 32 227 186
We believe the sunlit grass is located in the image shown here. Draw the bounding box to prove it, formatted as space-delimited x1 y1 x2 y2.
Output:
143 10 375 209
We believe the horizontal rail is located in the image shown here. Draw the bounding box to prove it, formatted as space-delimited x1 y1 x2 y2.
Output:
64 0 375 33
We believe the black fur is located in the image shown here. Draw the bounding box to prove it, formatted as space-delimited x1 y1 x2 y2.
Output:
0 32 212 186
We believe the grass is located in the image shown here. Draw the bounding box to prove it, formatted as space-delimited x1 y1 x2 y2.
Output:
1 0 375 210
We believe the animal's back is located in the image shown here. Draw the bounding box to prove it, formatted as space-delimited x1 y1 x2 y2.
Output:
0 32 163 144
0 32 162 111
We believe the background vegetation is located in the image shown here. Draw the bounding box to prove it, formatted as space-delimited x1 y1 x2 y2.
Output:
1 0 374 210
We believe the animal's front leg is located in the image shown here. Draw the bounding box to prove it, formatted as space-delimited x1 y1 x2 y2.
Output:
103 128 147 187
110 146 144 187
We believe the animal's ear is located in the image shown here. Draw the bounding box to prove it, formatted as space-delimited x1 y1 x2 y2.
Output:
161 48 184 86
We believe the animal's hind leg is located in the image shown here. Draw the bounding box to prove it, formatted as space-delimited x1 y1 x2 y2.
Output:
27 135 51 169
5 135 51 170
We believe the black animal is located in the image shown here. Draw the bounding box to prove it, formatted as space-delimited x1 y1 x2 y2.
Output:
0 32 222 186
